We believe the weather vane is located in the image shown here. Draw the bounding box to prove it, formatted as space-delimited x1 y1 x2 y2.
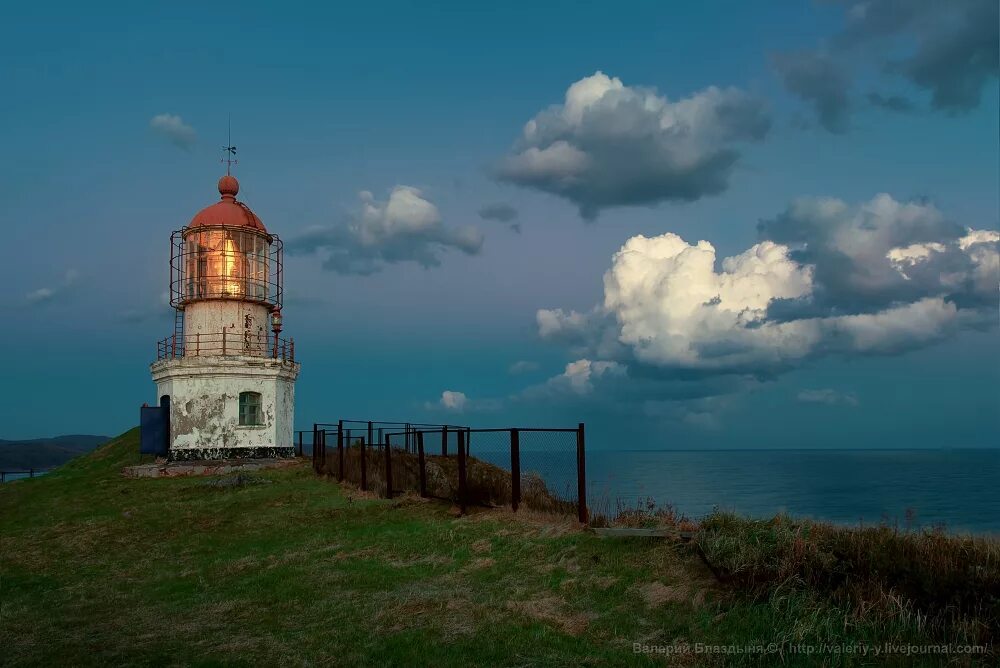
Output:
221 116 237 175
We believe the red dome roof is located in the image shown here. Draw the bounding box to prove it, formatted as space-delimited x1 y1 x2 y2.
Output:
188 175 266 232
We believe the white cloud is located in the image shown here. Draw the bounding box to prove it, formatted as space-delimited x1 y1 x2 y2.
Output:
601 234 815 370
150 114 196 150
760 194 998 312
288 186 484 275
534 194 996 414
439 391 467 412
553 359 627 395
497 71 770 219
424 390 502 414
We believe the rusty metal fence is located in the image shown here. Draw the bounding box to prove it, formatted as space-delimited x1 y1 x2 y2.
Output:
296 420 587 523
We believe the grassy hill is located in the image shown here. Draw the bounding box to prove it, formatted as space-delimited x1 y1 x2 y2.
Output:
0 435 108 470
0 429 995 667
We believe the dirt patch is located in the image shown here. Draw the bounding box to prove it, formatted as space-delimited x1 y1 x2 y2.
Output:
465 557 496 571
467 507 583 538
637 581 705 608
505 596 593 636
373 589 481 641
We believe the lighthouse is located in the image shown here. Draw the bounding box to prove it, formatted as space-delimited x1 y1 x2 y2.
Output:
148 172 300 461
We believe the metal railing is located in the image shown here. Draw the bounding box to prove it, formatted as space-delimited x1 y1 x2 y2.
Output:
156 329 296 361
0 468 51 483
299 419 587 523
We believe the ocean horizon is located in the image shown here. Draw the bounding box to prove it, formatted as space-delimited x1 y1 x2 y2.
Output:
477 447 1000 535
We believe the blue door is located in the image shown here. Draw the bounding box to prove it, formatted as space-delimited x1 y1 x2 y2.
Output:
140 396 169 456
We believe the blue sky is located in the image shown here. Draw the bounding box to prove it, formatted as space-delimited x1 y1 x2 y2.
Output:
1 1 997 448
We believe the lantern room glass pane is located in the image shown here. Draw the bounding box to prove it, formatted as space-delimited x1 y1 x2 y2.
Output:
183 230 269 302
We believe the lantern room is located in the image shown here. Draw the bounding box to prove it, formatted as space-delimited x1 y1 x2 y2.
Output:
169 175 283 309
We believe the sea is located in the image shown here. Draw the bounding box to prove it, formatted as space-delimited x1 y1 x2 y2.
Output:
478 448 1000 535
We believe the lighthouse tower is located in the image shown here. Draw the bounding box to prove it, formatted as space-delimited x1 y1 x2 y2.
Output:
149 173 300 461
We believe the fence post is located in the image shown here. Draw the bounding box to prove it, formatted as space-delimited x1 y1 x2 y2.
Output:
510 429 520 512
383 432 393 499
576 422 587 524
368 421 373 452
312 424 318 471
441 425 448 457
338 425 345 482
297 431 303 457
360 436 367 491
324 430 330 473
319 430 325 470
457 429 467 515
323 429 330 475
417 431 427 498
405 423 411 454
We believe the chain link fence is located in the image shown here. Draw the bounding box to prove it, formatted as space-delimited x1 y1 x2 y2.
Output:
297 420 587 522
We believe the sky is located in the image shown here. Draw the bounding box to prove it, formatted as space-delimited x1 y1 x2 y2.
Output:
1 0 997 449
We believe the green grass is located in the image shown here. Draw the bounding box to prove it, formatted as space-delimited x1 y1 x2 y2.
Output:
1 429 993 666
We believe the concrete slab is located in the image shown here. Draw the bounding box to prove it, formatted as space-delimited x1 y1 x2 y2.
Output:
122 458 301 479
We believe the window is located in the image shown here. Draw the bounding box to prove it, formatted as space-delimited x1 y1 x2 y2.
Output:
238 392 263 426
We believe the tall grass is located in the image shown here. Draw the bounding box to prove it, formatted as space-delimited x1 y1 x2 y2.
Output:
695 511 1000 647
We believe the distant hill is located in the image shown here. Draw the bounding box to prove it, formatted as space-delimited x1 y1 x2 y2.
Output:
0 435 109 470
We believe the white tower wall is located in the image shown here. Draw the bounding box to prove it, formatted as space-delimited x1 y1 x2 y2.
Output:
151 356 298 460
183 301 271 356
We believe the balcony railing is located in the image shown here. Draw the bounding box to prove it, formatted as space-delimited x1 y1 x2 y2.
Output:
156 330 296 362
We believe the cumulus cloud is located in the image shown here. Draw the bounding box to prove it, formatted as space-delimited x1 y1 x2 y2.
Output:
287 186 484 275
496 71 770 219
535 194 997 411
25 269 79 306
424 390 502 414
775 0 998 130
759 194 998 314
536 359 627 396
797 389 860 407
772 52 852 133
150 114 197 149
435 391 468 412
